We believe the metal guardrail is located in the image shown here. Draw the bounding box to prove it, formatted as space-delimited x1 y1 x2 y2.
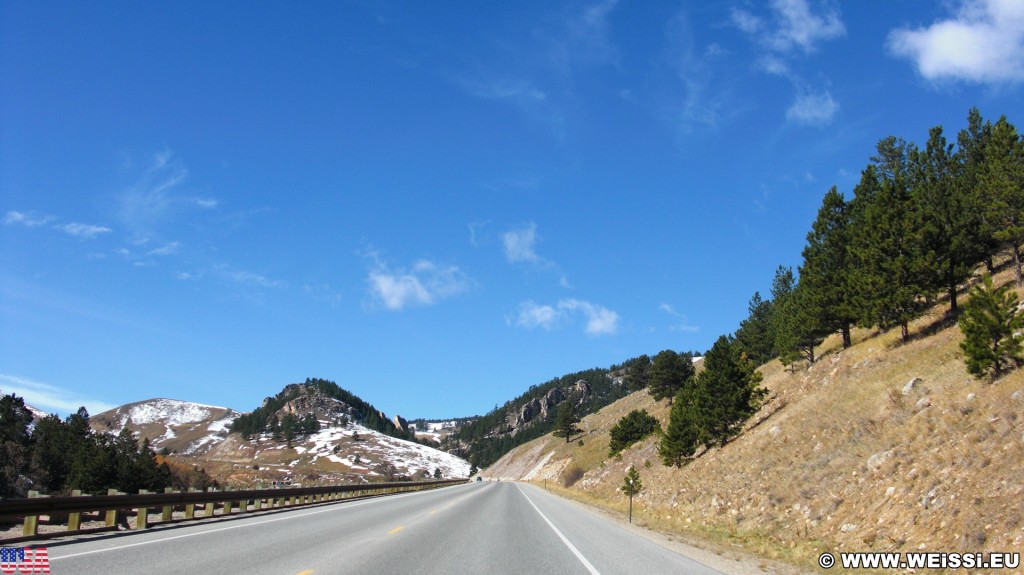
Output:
0 479 467 544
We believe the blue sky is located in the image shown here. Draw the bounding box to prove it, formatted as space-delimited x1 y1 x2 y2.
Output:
2 1 1022 420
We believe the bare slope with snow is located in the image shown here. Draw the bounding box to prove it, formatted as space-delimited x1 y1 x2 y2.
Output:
90 398 240 456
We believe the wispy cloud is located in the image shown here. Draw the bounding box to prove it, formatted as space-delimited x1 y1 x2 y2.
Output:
0 373 116 417
118 150 218 240
502 222 570 286
503 223 541 264
146 241 181 256
731 0 845 127
59 222 113 239
366 254 472 311
786 89 839 126
216 265 284 289
512 298 619 336
659 303 700 333
514 301 561 330
732 0 845 54
4 210 54 228
887 0 1024 84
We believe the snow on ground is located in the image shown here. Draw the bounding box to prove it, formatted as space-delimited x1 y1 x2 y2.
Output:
258 420 471 479
122 398 231 427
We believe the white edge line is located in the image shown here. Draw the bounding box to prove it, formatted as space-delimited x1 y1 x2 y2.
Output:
516 484 601 575
51 486 455 561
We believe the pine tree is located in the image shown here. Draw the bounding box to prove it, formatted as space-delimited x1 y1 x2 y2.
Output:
800 187 856 347
772 281 827 365
957 108 998 272
734 291 776 366
552 402 582 443
982 117 1024 287
959 274 1024 377
621 465 642 496
608 409 661 456
647 350 695 405
696 335 765 446
623 355 652 392
659 392 702 467
910 126 976 314
848 141 929 342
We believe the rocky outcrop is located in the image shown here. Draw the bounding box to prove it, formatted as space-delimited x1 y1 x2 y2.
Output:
505 381 596 434
393 414 411 435
281 391 355 421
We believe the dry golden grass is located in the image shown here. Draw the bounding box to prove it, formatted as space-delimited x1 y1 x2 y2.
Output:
487 266 1024 574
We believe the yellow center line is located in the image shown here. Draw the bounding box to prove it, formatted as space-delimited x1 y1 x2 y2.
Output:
388 525 406 534
295 570 315 575
428 509 440 515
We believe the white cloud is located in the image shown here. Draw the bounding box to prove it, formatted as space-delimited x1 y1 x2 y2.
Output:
512 298 619 336
733 0 845 53
60 222 113 239
0 373 116 417
560 299 620 336
118 151 219 238
514 301 562 330
4 210 54 227
503 223 540 263
766 0 845 53
367 258 471 311
227 269 283 288
659 302 700 333
730 8 763 35
147 241 180 256
786 90 839 126
887 0 1024 84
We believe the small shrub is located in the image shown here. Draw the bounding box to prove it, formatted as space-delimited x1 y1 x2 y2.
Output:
561 464 585 487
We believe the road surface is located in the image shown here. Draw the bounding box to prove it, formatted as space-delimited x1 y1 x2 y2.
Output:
46 481 727 574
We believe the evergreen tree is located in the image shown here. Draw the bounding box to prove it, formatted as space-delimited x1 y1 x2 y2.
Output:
647 350 695 405
695 335 765 446
982 117 1024 287
772 280 827 365
957 107 998 272
959 274 1024 377
608 409 661 456
734 291 776 366
552 402 581 443
800 187 857 347
767 265 795 361
623 355 652 392
910 126 976 314
621 465 643 496
659 392 702 467
0 393 34 497
848 140 929 342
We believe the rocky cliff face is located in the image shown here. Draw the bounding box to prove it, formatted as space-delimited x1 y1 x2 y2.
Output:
505 380 593 435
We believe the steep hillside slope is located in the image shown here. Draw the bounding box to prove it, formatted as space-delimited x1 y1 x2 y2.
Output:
90 398 240 456
487 282 1024 568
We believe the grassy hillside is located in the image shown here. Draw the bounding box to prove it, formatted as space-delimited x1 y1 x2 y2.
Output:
486 269 1024 572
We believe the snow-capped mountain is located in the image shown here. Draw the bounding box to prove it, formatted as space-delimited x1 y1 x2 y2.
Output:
90 398 241 456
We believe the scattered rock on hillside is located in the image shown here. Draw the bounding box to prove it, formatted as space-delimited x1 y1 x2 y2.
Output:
867 450 893 471
902 377 923 395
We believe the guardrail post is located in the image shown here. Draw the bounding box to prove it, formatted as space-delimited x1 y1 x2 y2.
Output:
105 489 119 526
135 489 150 530
22 491 42 537
162 487 174 522
185 488 197 518
68 489 83 531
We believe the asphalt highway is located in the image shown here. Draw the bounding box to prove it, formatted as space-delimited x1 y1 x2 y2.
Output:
46 481 726 574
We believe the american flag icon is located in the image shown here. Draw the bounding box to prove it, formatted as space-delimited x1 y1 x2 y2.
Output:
0 547 50 573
